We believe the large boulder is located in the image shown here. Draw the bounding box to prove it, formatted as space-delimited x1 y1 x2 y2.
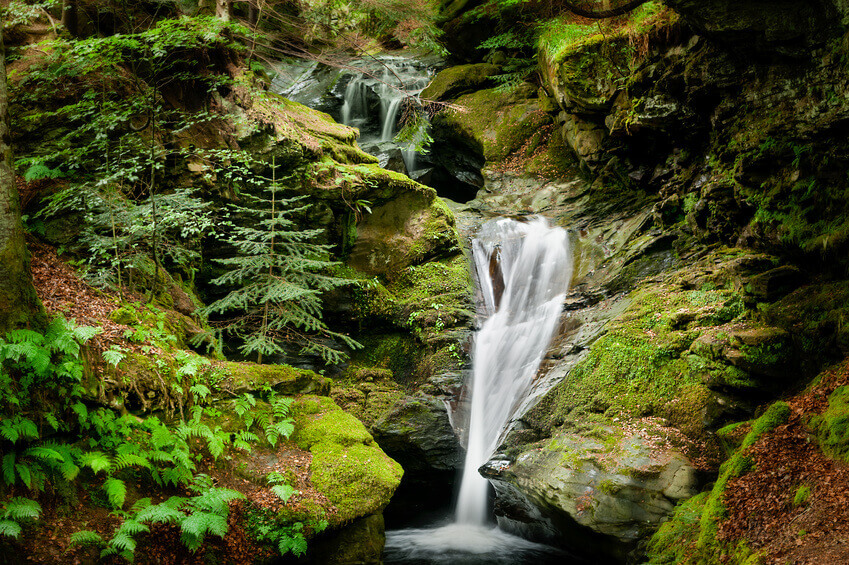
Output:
372 395 463 475
484 427 699 561
292 395 404 525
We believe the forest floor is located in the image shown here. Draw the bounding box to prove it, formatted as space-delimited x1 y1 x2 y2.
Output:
719 360 849 564
14 241 336 564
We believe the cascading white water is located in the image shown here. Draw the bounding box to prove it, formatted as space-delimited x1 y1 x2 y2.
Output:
384 216 573 563
381 97 404 141
456 216 573 524
341 77 369 126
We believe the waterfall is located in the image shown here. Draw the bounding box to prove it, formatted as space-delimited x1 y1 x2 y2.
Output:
457 217 572 524
341 77 369 126
381 97 404 141
384 216 573 563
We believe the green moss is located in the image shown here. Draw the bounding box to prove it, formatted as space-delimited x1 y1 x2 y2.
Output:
291 395 403 525
644 492 707 565
419 63 500 101
793 484 812 507
810 385 849 462
294 408 374 449
309 442 403 524
216 361 331 396
350 333 422 382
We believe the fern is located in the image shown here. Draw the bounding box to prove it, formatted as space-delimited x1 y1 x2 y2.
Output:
2 453 15 485
190 486 244 515
180 511 228 552
24 446 65 463
113 453 151 472
0 520 22 539
278 531 308 557
104 477 127 509
69 530 104 547
79 451 112 474
271 484 295 503
2 498 42 521
136 501 185 525
102 347 126 367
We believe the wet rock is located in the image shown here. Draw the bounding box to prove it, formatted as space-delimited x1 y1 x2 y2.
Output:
420 63 501 101
485 428 699 562
306 514 386 565
373 395 463 474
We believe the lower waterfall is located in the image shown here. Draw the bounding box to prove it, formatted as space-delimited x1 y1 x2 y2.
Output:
384 216 576 563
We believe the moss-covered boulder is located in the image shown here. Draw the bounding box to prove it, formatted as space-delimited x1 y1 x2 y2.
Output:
292 395 404 525
347 192 459 276
538 32 630 117
420 63 501 101
214 361 332 396
485 424 699 561
432 85 554 164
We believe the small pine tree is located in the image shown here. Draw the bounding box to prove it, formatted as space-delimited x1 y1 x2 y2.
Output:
202 162 359 364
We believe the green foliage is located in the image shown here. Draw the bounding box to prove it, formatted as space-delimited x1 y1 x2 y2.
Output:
201 161 361 365
0 317 305 558
793 484 812 507
244 475 327 558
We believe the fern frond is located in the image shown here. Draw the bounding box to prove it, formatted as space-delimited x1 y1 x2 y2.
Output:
117 519 149 536
109 531 136 553
104 478 127 509
0 520 22 539
278 532 307 556
79 451 111 474
180 511 228 551
69 530 103 547
113 453 150 472
191 487 244 515
2 453 15 485
2 497 41 520
24 446 65 463
136 503 185 525
271 484 295 503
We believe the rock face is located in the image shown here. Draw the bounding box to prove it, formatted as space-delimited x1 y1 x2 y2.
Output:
484 429 698 560
373 395 463 474
664 0 843 56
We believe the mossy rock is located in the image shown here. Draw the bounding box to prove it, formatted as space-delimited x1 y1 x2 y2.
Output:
291 395 403 525
432 86 552 164
420 63 501 101
306 514 386 565
539 32 630 115
214 361 331 397
347 192 460 276
810 385 849 462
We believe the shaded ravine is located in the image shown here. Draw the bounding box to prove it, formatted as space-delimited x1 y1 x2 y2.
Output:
383 217 578 564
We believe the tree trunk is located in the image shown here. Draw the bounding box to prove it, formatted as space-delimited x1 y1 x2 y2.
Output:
248 1 259 26
61 0 78 37
216 0 232 21
0 23 45 334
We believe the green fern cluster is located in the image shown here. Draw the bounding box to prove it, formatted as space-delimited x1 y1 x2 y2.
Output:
0 318 305 561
